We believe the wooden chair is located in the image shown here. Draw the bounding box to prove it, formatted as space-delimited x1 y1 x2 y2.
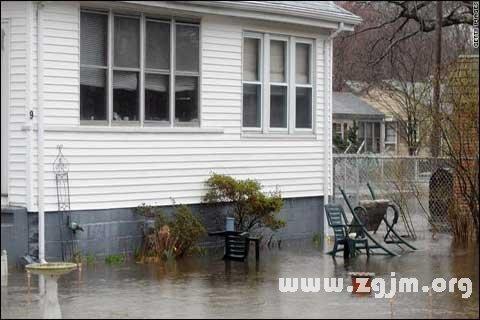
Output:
325 204 369 258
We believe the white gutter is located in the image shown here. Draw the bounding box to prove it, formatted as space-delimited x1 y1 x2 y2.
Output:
323 22 345 242
36 2 46 264
328 22 345 39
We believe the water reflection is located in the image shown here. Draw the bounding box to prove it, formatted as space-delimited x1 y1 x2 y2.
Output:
0 236 478 319
26 265 77 319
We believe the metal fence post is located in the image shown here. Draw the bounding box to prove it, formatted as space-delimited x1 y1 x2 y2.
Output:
355 157 360 204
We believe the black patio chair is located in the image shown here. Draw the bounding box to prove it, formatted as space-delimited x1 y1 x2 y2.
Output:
325 203 369 258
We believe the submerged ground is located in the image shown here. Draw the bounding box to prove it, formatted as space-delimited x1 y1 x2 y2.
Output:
1 235 478 319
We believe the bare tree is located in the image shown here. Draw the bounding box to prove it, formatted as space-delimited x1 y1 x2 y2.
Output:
350 1 473 64
361 37 435 155
334 1 474 90
440 56 479 241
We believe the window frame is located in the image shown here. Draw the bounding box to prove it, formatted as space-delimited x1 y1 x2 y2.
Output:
173 21 201 127
292 38 314 132
79 9 109 126
268 35 289 132
143 18 171 127
111 13 141 126
241 31 315 135
242 32 263 132
79 9 201 128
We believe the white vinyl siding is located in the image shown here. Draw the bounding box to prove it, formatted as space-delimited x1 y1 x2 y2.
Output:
1 1 29 207
6 2 332 212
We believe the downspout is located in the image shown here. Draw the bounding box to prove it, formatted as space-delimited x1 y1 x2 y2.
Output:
323 22 345 241
36 2 46 264
25 3 34 211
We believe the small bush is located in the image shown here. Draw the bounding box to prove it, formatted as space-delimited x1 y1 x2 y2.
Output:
135 203 206 262
105 254 124 265
203 173 285 232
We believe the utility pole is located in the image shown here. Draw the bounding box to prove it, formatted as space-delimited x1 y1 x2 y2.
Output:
431 1 443 159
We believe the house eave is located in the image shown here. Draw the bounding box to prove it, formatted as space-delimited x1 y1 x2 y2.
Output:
119 1 360 31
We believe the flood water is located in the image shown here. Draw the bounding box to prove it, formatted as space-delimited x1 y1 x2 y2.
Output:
1 235 478 319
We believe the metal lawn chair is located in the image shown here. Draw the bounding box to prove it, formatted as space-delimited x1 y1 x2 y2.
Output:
366 182 417 250
339 186 402 256
325 203 369 258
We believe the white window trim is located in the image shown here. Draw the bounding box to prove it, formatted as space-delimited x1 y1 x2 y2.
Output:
111 13 141 126
241 32 315 135
80 9 201 128
241 32 263 132
143 18 170 127
268 35 289 133
293 37 314 133
385 121 397 144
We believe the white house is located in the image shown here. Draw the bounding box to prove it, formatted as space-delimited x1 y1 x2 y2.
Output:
1 1 360 263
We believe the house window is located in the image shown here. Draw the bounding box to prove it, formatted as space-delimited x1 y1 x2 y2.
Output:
80 11 108 122
242 33 314 133
269 39 288 129
175 24 200 126
332 123 342 138
80 10 200 127
385 122 396 143
113 16 140 123
145 20 170 123
295 42 312 129
242 36 262 128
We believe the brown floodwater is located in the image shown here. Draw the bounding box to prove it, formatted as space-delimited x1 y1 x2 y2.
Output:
1 235 478 319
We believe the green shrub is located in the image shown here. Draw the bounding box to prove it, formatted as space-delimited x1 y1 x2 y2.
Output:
85 254 96 265
203 173 285 232
312 232 323 248
135 203 206 262
105 254 124 265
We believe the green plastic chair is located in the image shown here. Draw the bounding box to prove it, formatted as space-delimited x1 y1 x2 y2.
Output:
325 203 369 257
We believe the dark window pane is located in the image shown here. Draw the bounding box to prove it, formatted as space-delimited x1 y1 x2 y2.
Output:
80 67 106 121
243 38 259 81
145 73 169 122
295 87 312 128
146 21 170 70
175 76 198 124
243 84 261 127
176 24 199 72
270 85 287 128
114 16 140 68
113 71 139 122
81 12 107 66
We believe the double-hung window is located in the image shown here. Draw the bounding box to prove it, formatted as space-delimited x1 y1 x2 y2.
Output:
294 41 313 129
242 32 314 133
175 23 200 126
145 19 170 124
242 34 262 129
269 38 288 129
80 11 108 123
113 15 140 124
80 10 200 127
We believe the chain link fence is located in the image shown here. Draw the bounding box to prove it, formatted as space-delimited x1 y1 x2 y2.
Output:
333 155 453 239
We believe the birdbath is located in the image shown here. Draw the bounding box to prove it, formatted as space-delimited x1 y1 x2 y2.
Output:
26 262 77 319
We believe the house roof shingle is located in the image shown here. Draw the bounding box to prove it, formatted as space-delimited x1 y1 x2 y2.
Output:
333 92 384 120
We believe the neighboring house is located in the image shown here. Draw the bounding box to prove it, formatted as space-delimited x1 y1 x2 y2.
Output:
347 80 433 156
360 87 430 156
0 1 360 264
332 92 385 153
